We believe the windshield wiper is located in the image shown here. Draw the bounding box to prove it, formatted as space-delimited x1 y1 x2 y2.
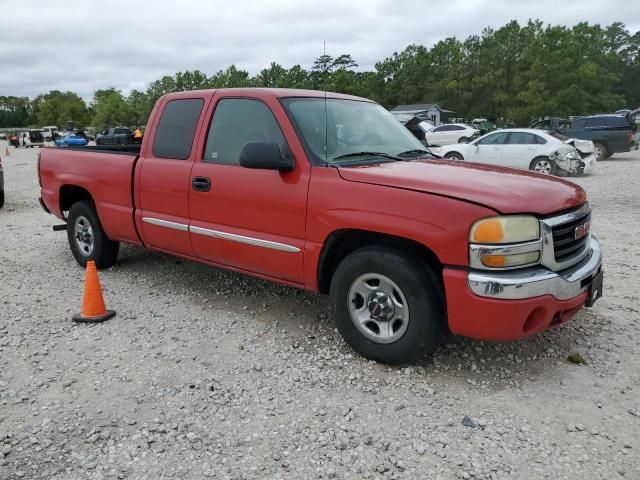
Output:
333 151 403 162
397 148 441 159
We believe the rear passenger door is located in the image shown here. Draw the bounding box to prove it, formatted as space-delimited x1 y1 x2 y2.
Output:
135 97 206 257
499 132 543 169
188 94 309 284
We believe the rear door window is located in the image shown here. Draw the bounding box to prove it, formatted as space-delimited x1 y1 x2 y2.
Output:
507 132 538 144
152 98 205 160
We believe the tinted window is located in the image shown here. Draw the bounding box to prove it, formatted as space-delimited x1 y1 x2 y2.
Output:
507 132 538 144
152 98 204 160
604 116 629 127
585 117 607 128
433 125 448 132
115 128 130 135
450 125 464 131
204 99 285 165
477 132 509 145
534 135 547 144
571 119 586 130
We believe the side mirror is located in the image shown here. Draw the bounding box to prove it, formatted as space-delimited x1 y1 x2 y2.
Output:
239 142 294 172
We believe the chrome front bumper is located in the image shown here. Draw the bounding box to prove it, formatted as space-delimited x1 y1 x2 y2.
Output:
468 237 602 300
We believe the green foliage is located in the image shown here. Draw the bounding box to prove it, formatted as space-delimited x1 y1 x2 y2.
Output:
0 96 31 127
31 91 90 129
2 20 639 129
91 88 135 130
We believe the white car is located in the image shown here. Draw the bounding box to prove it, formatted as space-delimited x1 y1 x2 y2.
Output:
425 123 479 146
432 129 595 176
42 126 59 142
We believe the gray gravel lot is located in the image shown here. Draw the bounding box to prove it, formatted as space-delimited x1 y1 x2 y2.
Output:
0 143 639 480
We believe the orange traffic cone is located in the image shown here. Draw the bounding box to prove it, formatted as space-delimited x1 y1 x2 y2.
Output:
72 260 116 323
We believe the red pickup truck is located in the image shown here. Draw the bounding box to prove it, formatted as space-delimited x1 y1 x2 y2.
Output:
39 88 603 363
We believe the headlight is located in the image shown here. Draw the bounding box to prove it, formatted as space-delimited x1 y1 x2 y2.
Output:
470 215 540 244
469 215 541 269
564 150 581 160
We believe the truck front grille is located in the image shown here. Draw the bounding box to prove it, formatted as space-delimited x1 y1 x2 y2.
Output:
552 211 591 263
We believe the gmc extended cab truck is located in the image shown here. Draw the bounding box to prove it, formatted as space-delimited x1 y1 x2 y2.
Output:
39 89 603 364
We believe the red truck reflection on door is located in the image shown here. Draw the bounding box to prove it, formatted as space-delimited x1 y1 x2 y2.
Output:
38 88 603 364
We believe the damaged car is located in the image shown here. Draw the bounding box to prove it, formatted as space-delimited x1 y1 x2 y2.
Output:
432 129 595 176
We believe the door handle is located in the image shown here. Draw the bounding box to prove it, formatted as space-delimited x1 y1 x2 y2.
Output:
191 176 211 192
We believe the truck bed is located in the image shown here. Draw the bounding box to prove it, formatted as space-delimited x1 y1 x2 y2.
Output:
39 146 142 245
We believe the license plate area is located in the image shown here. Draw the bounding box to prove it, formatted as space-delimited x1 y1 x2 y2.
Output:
585 270 603 307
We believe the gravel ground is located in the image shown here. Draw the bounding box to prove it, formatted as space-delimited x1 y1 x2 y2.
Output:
0 143 638 480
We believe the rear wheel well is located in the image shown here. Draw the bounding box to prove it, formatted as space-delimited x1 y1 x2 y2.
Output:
444 151 464 160
59 185 93 216
317 230 443 295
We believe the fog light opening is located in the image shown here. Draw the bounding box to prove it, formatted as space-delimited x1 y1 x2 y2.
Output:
523 307 547 333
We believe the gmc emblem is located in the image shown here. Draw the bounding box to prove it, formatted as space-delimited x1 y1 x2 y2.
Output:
575 220 590 240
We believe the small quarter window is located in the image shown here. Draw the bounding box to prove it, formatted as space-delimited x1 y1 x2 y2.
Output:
152 98 204 160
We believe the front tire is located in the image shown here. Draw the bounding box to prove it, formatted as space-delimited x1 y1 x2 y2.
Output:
593 143 608 161
445 152 464 160
67 201 119 269
458 137 470 143
529 156 556 175
330 246 445 364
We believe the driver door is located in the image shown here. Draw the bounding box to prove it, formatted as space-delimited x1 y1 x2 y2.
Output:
468 131 510 165
188 94 309 284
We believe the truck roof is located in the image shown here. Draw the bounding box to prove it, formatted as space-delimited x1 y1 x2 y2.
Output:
160 88 373 103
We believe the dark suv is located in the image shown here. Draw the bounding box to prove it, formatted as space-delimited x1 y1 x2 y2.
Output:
95 127 133 146
531 113 636 160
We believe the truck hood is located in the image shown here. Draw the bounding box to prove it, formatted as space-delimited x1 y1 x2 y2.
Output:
337 159 586 215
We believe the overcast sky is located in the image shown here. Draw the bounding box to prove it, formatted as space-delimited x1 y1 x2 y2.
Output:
2 0 639 100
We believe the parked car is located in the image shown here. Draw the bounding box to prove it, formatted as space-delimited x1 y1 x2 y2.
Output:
404 117 435 144
425 123 480 146
0 155 4 209
55 131 89 147
433 129 594 175
17 131 31 147
29 129 46 147
0 133 7 140
39 88 603 364
42 126 59 142
530 113 636 160
95 127 133 146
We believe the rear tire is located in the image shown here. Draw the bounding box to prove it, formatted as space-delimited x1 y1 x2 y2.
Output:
67 201 119 269
593 143 608 161
330 246 445 364
529 156 556 175
445 152 464 160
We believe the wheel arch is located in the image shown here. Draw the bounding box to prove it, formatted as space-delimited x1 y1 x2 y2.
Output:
444 151 464 160
59 184 94 215
317 229 444 295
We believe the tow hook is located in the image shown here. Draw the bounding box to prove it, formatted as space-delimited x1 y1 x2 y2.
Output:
52 224 67 232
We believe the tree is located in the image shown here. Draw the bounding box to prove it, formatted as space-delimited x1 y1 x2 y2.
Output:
0 96 32 128
92 88 135 130
32 91 89 128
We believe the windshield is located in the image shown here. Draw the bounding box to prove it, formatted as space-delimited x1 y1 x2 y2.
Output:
282 98 426 164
